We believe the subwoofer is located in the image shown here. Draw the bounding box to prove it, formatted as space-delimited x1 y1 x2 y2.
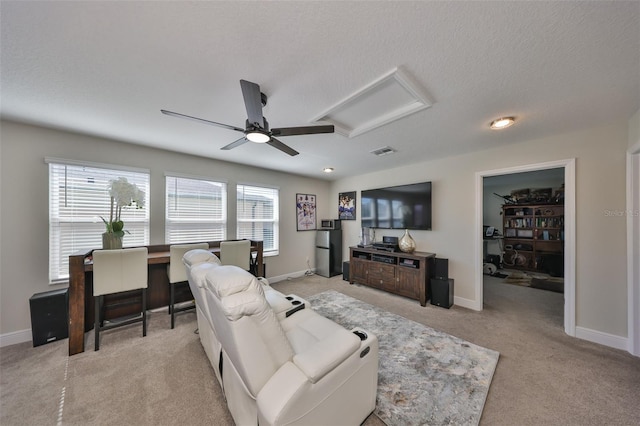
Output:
29 288 68 347
431 278 454 309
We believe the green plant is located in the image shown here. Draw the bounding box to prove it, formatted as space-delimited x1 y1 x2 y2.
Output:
101 177 145 237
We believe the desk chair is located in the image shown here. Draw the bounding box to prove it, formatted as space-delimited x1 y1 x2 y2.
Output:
220 239 251 271
168 243 209 329
93 247 148 351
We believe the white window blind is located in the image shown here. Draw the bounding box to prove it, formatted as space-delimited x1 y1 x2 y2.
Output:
237 184 279 255
48 162 150 283
166 176 227 244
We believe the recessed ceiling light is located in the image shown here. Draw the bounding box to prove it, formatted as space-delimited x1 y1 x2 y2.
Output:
490 117 516 130
323 167 334 173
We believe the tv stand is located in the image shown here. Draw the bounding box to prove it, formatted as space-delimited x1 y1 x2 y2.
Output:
349 246 436 306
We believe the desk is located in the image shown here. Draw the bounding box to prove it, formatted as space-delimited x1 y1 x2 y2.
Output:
68 240 263 356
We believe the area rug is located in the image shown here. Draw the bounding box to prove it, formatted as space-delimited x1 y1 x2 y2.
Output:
503 271 532 286
306 290 499 426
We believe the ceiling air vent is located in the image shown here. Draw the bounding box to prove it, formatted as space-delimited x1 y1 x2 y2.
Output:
370 146 397 156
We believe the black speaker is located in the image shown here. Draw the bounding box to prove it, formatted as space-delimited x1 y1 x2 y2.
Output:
431 278 454 309
29 288 68 347
434 258 448 279
343 261 350 281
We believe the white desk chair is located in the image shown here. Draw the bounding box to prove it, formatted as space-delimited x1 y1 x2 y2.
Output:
92 247 148 351
167 243 209 329
220 240 251 271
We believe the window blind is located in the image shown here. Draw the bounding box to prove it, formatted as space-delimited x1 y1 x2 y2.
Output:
236 184 279 255
166 176 227 244
49 162 150 283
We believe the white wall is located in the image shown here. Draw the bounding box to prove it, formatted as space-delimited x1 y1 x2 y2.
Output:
0 120 331 336
331 121 629 339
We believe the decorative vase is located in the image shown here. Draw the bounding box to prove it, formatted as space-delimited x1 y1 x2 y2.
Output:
102 232 123 250
399 229 416 253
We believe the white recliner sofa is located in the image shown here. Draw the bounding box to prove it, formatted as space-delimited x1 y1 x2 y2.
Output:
183 249 379 426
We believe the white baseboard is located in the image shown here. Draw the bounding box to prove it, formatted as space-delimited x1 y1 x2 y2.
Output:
453 296 481 311
0 329 32 348
268 269 316 284
575 326 628 351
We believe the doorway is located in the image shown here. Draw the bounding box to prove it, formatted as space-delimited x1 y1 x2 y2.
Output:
475 159 576 337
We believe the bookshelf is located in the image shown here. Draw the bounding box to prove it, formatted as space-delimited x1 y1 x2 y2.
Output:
502 204 564 275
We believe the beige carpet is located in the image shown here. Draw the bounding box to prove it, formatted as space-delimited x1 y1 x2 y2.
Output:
1 275 639 425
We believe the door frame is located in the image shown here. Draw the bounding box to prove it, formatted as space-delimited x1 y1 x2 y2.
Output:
475 158 576 336
628 144 640 356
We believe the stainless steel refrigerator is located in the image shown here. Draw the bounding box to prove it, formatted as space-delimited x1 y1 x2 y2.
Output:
315 229 342 278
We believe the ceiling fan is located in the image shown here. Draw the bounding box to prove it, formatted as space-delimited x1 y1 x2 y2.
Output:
161 79 334 156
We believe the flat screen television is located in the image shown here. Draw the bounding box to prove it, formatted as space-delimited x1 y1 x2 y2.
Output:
361 181 432 230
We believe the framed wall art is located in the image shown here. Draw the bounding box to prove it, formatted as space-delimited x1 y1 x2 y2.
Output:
338 191 356 220
296 193 316 231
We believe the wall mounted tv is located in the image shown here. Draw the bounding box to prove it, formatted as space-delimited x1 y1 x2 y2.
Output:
361 181 432 230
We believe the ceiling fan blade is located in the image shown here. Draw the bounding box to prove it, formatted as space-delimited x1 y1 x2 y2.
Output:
271 125 335 137
267 137 299 156
161 109 245 133
221 137 249 151
239 79 264 128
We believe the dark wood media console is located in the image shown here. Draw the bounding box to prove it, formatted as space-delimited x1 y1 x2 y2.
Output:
349 246 436 306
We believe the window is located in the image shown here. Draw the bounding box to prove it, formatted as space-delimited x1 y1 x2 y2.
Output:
166 175 227 244
237 184 279 255
48 160 149 283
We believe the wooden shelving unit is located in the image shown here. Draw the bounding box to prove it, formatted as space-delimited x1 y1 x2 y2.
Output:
349 246 435 306
502 204 564 275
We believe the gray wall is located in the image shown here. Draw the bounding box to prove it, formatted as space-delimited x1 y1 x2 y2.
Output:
331 121 630 340
0 120 331 336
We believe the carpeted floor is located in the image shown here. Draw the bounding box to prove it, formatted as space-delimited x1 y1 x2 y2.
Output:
307 290 499 425
1 274 639 425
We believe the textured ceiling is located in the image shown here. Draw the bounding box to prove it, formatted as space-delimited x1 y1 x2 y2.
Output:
1 1 639 180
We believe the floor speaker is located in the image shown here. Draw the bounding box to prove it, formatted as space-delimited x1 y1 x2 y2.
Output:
431 278 454 309
343 261 350 281
434 257 449 279
29 288 68 347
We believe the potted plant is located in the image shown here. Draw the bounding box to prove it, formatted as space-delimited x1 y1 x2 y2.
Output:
101 177 145 249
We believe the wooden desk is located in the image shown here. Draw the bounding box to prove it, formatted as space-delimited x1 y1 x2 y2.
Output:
68 240 263 356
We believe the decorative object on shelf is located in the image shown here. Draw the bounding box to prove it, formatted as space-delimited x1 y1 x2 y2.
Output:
399 229 416 253
296 193 316 231
101 177 145 249
338 191 356 220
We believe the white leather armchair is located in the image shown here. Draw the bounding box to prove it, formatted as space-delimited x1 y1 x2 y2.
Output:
200 261 378 426
183 249 309 386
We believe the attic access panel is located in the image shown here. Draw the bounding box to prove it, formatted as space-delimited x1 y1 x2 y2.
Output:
312 67 433 138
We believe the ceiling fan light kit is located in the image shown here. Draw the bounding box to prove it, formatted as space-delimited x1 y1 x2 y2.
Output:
246 131 270 143
162 79 335 156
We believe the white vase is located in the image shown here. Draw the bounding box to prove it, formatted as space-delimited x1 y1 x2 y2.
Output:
399 229 416 253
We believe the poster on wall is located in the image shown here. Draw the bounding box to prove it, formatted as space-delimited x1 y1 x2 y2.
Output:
296 193 316 231
338 191 356 220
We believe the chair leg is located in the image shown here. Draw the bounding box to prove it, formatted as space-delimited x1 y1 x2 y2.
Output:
94 295 101 351
142 288 147 337
170 283 175 329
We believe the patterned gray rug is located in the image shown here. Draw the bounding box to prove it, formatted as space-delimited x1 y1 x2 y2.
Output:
306 290 499 426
